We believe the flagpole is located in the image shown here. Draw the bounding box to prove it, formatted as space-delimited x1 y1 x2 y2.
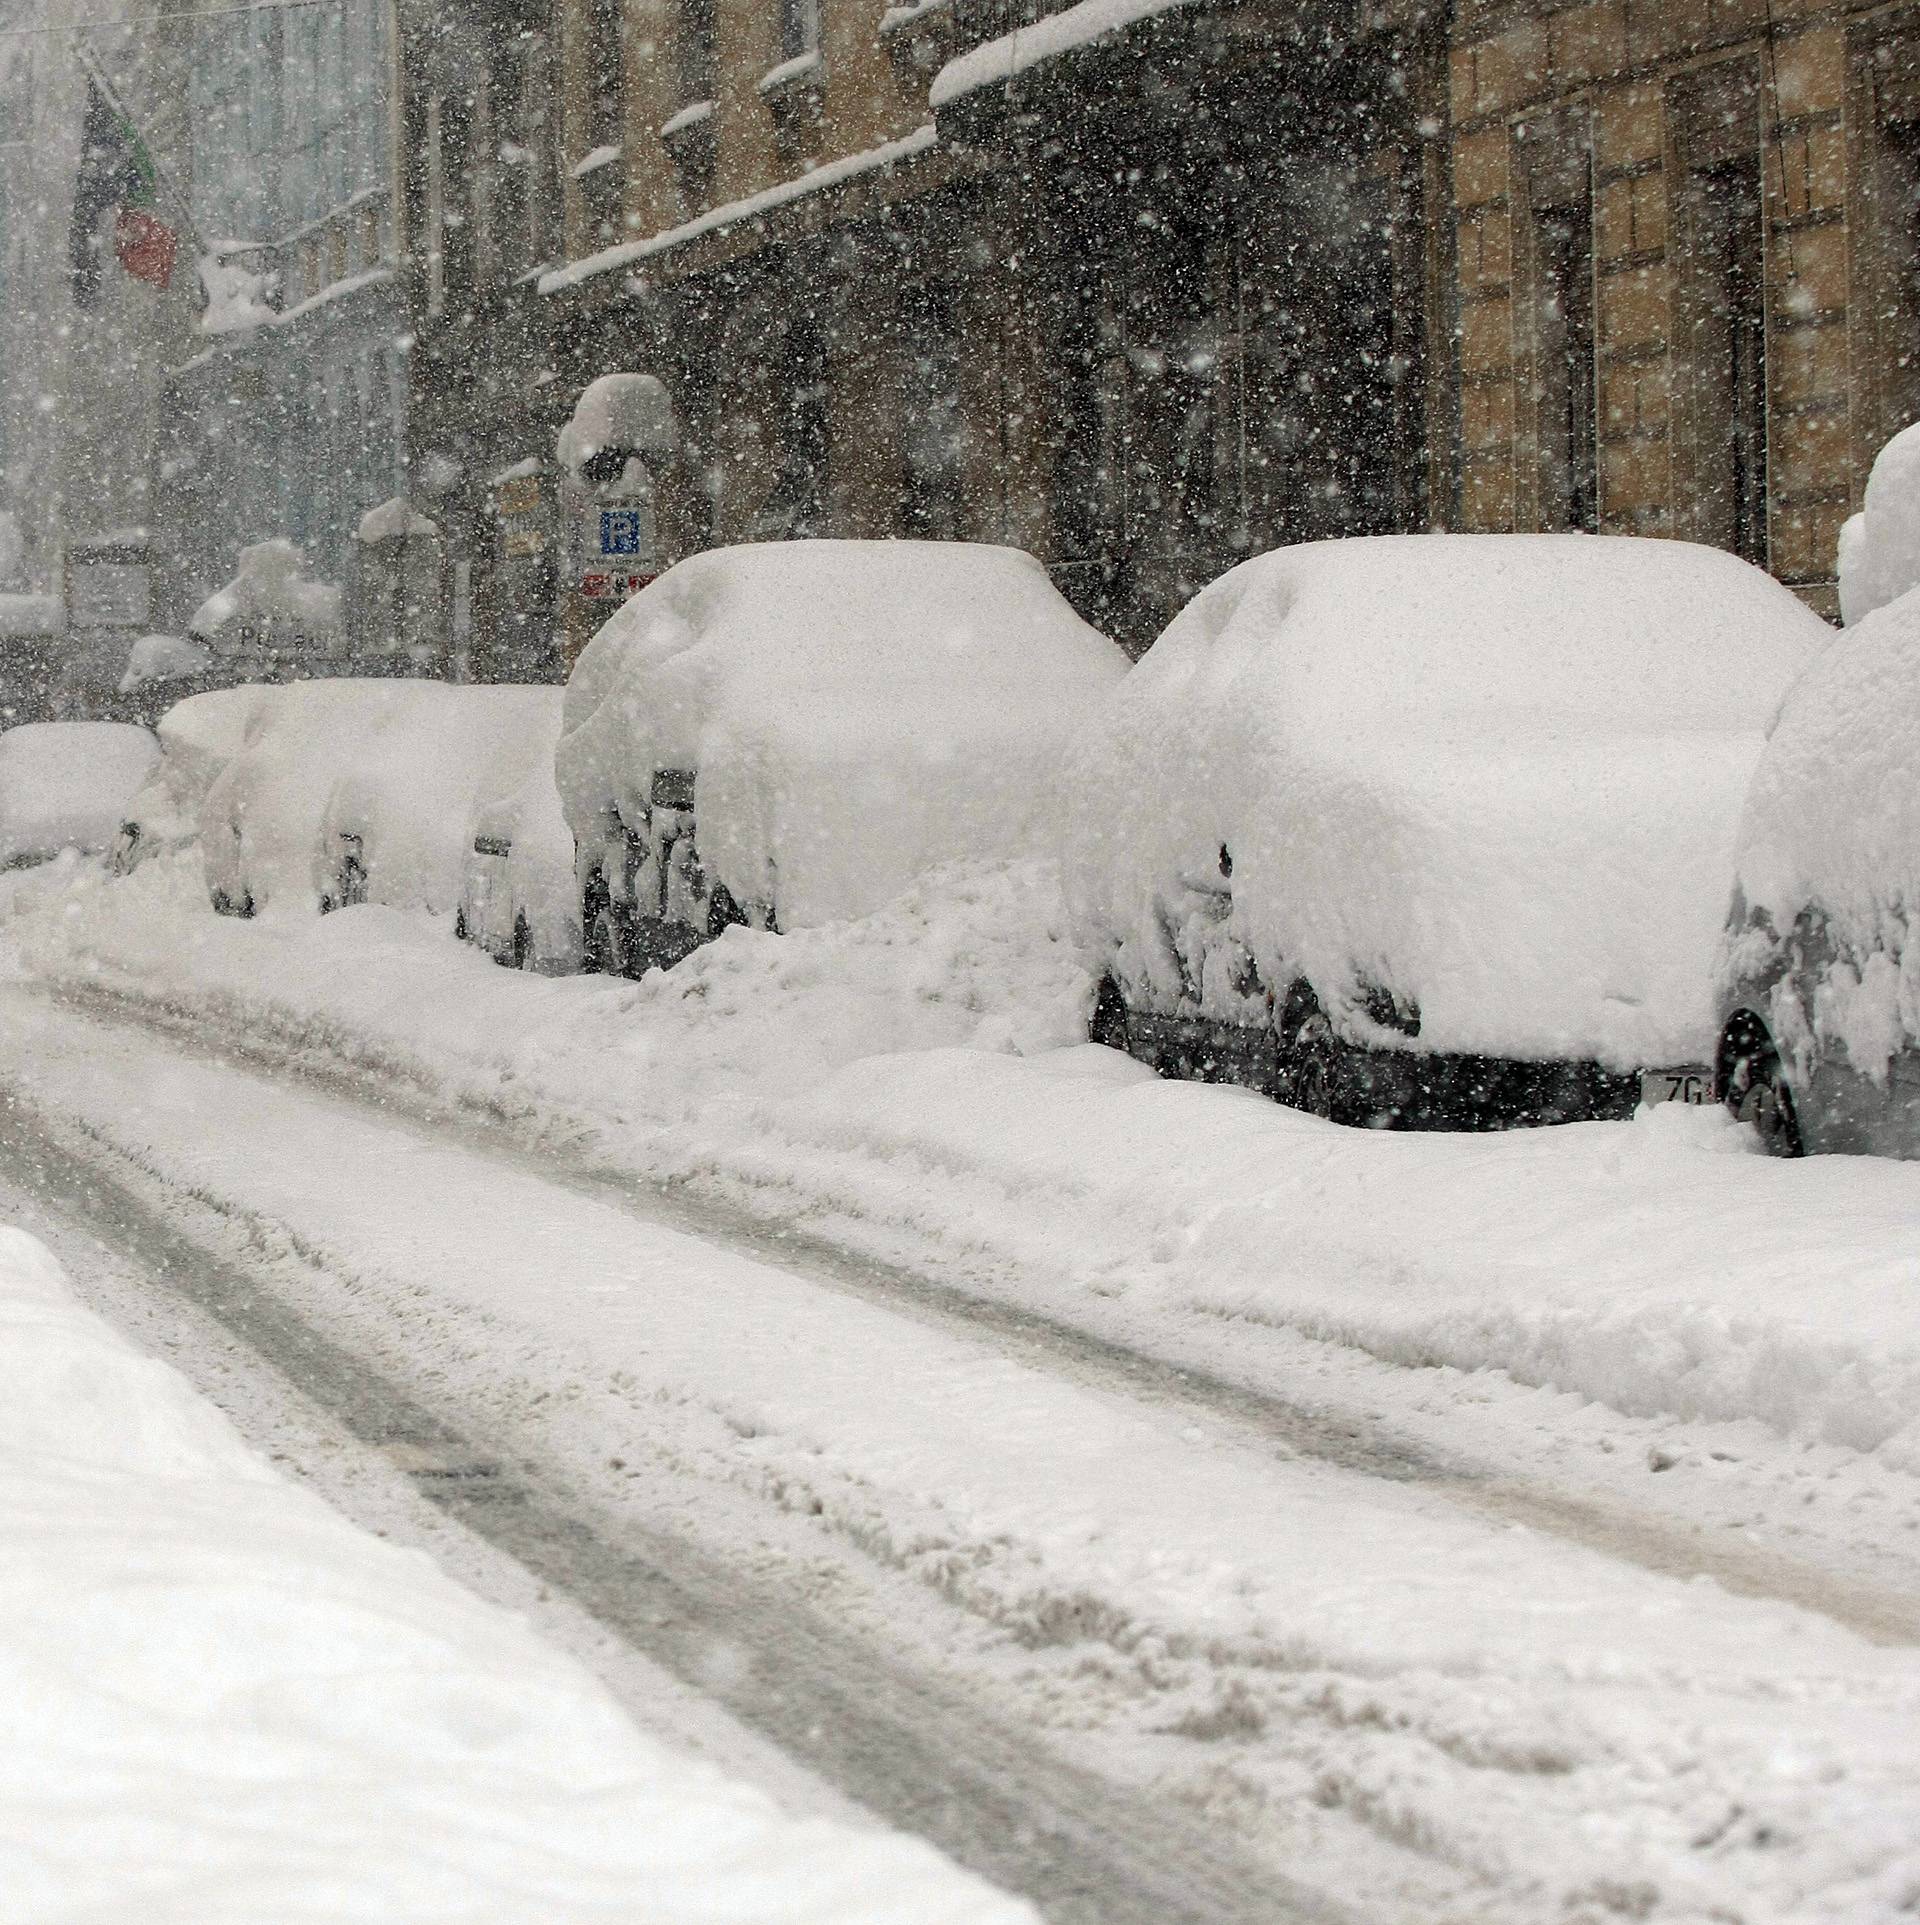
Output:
70 35 211 257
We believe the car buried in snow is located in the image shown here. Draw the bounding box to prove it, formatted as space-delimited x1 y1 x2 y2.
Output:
0 720 158 872
1060 533 1830 1131
112 685 276 876
456 733 582 975
555 539 1129 978
1716 581 1920 1157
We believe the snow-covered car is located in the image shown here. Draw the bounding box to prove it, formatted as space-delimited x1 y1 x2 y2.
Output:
455 695 579 972
313 685 561 919
1716 581 1920 1157
0 721 158 871
112 685 276 875
203 680 545 917
556 540 1129 976
1061 533 1829 1130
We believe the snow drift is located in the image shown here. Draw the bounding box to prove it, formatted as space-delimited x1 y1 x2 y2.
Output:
557 540 1129 929
1061 534 1828 1068
0 721 158 869
1837 420 1920 625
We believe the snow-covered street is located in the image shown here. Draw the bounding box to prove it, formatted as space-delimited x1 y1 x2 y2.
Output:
4 855 1920 1921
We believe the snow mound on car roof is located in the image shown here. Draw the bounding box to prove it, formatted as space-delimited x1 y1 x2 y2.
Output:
556 540 1128 928
1725 580 1920 1075
1061 534 1827 1069
0 721 157 867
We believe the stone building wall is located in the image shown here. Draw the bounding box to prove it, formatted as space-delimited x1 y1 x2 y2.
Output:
1449 0 1920 614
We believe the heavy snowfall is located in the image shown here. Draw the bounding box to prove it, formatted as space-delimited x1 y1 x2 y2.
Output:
7 0 1920 1920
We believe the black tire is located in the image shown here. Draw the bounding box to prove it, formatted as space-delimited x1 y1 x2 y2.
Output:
454 905 470 944
1089 976 1131 1053
1285 1014 1358 1124
582 878 627 978
1719 1016 1804 1158
511 913 533 972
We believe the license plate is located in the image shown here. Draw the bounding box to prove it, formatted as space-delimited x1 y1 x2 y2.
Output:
1640 1066 1715 1108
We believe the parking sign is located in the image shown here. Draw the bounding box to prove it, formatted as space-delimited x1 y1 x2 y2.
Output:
600 508 646 557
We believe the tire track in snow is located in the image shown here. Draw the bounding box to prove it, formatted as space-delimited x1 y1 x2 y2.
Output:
18 975 1920 1652
0 1076 1349 1925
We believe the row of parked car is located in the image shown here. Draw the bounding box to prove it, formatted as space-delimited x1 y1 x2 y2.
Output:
7 530 1914 1160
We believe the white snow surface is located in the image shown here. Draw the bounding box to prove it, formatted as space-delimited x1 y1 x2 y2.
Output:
0 592 63 637
354 495 439 544
557 541 1129 928
0 721 157 867
191 538 342 646
118 630 211 692
929 0 1193 106
1060 533 1828 1067
9 855 1920 1919
1725 580 1920 1076
120 684 277 860
0 1221 1032 1924
1838 420 1920 625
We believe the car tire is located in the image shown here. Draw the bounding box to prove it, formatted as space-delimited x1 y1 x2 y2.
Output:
511 914 533 972
582 877 628 978
1720 1016 1804 1158
1286 1014 1357 1125
1089 976 1131 1053
454 905 469 943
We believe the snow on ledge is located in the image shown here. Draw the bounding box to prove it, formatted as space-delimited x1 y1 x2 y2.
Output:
757 48 823 93
539 125 937 296
929 0 1195 108
355 496 439 545
569 142 622 181
659 98 715 139
880 0 950 35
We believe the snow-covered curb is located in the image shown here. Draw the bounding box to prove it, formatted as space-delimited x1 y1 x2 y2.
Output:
0 1217 1031 1922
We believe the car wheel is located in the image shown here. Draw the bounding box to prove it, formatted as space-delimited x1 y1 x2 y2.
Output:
1720 1016 1804 1158
511 914 533 972
1287 1014 1355 1124
1089 975 1131 1053
582 879 628 978
454 905 469 943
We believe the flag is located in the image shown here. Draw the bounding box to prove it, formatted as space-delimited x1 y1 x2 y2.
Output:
69 77 176 306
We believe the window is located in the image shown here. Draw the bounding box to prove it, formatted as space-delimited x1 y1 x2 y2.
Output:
1871 98 1920 449
1687 159 1768 565
900 283 965 540
680 0 716 101
1525 127 1597 533
780 0 820 61
588 0 624 152
1674 63 1768 567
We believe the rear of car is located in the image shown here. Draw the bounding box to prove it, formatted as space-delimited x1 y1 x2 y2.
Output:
0 722 159 871
556 539 1129 977
1061 533 1827 1129
1716 581 1920 1157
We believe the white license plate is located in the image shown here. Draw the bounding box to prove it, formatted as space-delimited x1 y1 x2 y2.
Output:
1640 1066 1715 1108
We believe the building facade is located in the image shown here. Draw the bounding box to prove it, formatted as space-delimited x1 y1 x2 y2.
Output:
398 0 1920 676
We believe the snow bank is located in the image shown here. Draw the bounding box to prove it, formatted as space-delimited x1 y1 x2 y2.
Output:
118 630 211 692
557 541 1128 929
1061 534 1827 1067
1838 421 1920 624
0 722 158 868
0 1223 1032 1924
192 539 342 648
1724 581 1920 1079
0 592 62 638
